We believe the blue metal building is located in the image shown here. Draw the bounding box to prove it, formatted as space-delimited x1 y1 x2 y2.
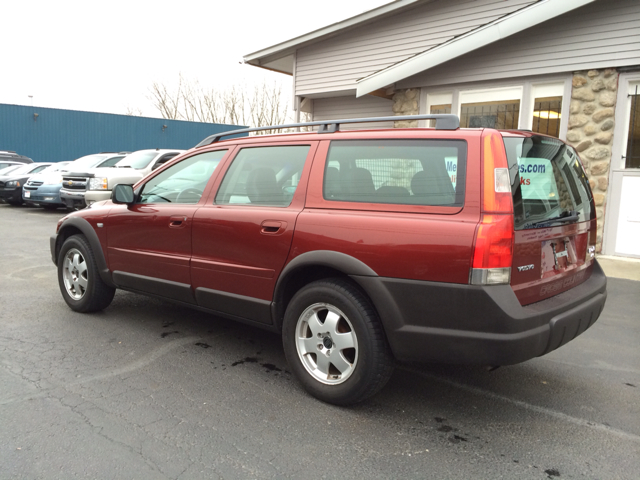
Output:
0 103 245 163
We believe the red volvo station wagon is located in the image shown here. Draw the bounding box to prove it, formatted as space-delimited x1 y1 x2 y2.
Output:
50 115 607 405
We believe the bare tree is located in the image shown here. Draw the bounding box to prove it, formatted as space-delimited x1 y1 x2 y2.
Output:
148 73 187 120
124 105 144 116
147 75 291 132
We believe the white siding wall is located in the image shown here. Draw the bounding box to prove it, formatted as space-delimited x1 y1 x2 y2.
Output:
312 96 394 129
398 0 640 89
295 0 537 96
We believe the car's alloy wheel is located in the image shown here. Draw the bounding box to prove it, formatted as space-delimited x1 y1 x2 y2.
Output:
283 278 394 405
294 302 358 385
62 247 88 300
57 234 115 312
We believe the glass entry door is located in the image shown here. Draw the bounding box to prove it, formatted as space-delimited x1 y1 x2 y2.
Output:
604 76 640 258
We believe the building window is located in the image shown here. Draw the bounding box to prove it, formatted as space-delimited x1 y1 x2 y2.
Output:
422 80 568 138
625 84 640 169
532 95 562 137
460 100 520 129
429 104 451 115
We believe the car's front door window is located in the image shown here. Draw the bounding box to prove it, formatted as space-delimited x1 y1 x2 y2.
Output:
139 150 227 204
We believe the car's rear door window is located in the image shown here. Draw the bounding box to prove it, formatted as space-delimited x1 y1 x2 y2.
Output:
503 135 593 230
214 146 310 207
323 140 466 206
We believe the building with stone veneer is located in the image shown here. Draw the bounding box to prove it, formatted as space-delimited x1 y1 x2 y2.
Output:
246 0 640 257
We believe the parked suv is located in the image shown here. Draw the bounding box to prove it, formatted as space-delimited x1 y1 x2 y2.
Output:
0 150 33 165
59 153 128 210
83 149 184 206
50 115 607 405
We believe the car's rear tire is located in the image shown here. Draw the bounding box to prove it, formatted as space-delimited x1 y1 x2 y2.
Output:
282 278 394 405
57 234 115 312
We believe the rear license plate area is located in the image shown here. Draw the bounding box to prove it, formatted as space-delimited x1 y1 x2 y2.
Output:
541 237 578 277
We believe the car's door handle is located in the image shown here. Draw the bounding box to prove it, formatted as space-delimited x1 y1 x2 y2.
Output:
169 215 187 228
261 220 287 235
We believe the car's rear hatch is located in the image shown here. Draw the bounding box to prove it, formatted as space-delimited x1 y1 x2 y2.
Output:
502 133 597 306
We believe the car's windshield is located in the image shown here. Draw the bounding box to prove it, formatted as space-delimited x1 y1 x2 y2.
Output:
0 163 19 170
68 154 111 170
2 164 36 176
116 151 158 169
41 162 71 174
503 135 593 230
0 165 22 175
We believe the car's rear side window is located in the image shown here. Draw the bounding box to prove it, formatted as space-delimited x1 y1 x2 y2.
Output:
503 135 593 230
323 140 466 206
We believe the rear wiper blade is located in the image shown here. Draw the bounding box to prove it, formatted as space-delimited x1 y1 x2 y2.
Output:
527 210 580 228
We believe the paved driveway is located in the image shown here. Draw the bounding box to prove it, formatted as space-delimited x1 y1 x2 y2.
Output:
1 204 639 479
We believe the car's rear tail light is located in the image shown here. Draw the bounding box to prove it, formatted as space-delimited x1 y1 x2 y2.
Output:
470 131 515 285
482 131 512 213
470 214 514 285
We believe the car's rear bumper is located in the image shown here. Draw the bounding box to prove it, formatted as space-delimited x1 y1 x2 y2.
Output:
354 261 607 365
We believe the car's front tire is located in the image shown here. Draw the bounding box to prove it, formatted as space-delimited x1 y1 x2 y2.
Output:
57 234 115 312
282 278 394 405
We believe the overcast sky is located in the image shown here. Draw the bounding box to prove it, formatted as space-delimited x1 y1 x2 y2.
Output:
1 0 390 118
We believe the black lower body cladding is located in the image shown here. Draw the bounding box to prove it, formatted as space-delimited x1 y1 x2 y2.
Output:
353 261 607 365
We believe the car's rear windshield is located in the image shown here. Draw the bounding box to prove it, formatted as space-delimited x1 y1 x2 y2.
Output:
503 135 593 230
324 139 466 207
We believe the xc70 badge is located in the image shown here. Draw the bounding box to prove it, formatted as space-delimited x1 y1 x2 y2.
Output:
517 264 535 272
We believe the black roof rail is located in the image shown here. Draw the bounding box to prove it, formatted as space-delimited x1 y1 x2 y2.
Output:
195 114 460 147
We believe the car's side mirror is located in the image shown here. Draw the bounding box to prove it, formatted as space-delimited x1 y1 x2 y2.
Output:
112 184 135 204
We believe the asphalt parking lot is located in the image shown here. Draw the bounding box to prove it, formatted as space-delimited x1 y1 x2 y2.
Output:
1 203 639 480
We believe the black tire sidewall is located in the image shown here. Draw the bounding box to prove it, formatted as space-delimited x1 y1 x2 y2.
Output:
283 279 390 405
57 235 110 312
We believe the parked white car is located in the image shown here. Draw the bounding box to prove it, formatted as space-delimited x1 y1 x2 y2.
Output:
83 149 184 206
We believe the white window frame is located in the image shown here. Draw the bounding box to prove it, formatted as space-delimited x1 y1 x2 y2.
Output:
420 75 571 138
612 73 640 171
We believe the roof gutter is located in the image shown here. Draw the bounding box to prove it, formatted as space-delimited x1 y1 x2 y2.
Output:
355 0 596 97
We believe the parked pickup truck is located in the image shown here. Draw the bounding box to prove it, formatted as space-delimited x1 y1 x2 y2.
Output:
60 153 128 210
61 149 183 209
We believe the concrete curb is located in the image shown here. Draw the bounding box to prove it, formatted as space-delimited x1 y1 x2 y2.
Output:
596 255 640 282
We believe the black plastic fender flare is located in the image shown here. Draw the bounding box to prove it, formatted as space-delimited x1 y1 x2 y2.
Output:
271 250 401 333
51 216 116 288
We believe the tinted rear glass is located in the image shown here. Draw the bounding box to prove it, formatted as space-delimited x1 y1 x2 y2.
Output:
503 135 593 230
324 140 466 206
